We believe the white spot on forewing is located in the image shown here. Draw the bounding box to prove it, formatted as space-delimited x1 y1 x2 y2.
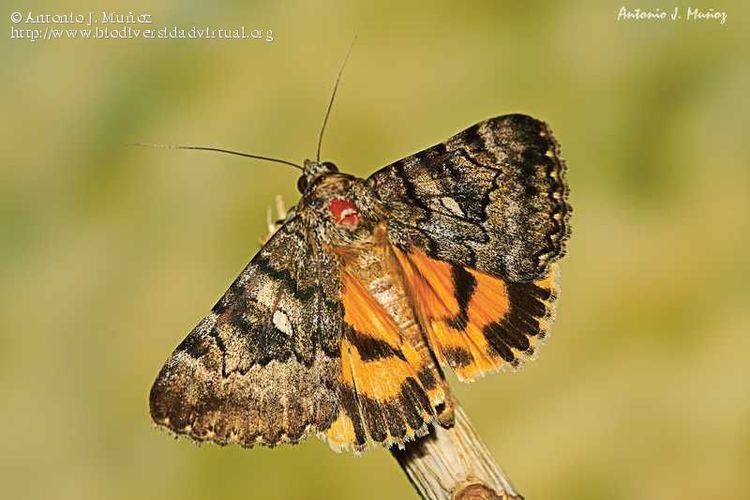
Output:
440 197 465 217
254 277 280 308
272 309 294 336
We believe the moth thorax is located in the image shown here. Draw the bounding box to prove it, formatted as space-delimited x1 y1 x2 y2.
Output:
328 197 359 226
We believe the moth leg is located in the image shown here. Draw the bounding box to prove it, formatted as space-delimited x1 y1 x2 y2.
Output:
274 194 287 220
261 195 288 244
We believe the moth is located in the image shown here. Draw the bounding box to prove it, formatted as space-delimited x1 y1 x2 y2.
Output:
149 113 571 452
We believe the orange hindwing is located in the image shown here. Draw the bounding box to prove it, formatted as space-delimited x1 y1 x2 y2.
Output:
324 268 445 452
395 248 558 381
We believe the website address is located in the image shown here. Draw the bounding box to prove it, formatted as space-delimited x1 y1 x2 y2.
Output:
9 25 274 42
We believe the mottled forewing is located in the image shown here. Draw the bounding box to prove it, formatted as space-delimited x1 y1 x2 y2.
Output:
149 218 343 447
368 114 570 282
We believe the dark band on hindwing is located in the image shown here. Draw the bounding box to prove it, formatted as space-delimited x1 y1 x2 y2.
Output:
336 374 434 449
346 327 408 362
446 265 477 330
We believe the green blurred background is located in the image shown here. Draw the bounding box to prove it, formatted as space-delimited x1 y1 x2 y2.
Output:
2 1 749 499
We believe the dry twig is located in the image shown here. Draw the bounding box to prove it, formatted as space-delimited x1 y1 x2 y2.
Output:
392 401 522 500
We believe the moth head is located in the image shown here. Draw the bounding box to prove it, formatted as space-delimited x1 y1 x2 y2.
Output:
297 160 339 193
298 165 381 245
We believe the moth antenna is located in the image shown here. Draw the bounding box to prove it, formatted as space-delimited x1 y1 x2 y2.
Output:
316 36 357 163
129 143 304 170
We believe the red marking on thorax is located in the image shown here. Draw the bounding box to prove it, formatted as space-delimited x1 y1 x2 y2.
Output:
328 198 360 226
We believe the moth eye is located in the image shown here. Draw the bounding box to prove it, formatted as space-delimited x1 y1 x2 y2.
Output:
296 175 308 192
321 161 339 173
